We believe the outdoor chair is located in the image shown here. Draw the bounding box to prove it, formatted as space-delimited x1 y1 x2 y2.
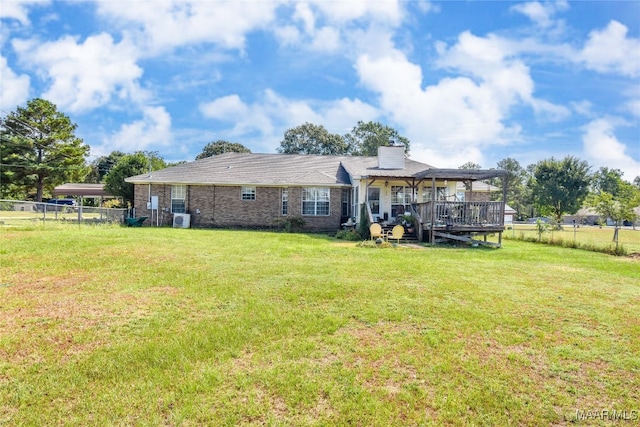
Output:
387 224 405 244
369 223 385 240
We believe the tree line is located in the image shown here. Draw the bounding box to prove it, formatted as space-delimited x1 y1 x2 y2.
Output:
2 98 639 227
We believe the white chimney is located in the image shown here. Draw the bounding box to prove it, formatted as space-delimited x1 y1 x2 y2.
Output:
378 145 405 169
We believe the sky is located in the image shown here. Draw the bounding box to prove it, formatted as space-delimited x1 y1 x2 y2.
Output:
1 0 639 180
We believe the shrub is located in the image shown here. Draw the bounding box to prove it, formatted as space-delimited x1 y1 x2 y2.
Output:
274 216 306 232
336 229 362 241
357 239 394 249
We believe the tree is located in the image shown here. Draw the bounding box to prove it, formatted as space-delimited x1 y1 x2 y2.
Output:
196 140 251 160
0 98 89 201
344 121 410 156
104 151 166 205
278 123 348 155
496 157 531 220
528 156 591 225
85 151 126 183
458 162 481 169
586 181 640 244
591 167 624 196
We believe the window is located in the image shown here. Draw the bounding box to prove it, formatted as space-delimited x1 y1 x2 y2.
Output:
242 186 256 200
437 186 448 200
282 188 288 215
302 187 330 216
391 186 412 205
422 186 448 201
171 185 186 213
367 187 380 215
341 189 350 217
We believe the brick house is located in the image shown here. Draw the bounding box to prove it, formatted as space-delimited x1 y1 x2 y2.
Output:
125 146 507 245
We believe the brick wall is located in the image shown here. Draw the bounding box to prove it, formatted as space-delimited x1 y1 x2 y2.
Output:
133 184 344 231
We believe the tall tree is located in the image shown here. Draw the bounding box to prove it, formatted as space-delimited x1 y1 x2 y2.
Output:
278 123 348 155
0 98 89 201
528 156 592 225
587 181 640 239
344 121 410 156
196 140 251 160
458 162 482 169
85 151 126 183
496 157 530 220
591 167 624 196
104 151 166 205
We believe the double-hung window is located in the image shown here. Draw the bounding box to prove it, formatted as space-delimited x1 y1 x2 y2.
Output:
241 187 256 200
171 185 186 213
281 188 288 215
302 187 330 216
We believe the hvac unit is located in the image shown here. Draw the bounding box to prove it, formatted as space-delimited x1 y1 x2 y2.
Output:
173 213 191 228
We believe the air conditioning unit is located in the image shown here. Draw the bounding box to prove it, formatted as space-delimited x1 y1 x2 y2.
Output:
173 213 191 228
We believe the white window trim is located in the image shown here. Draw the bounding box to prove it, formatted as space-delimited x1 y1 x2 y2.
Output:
171 185 187 213
241 186 256 200
302 187 330 216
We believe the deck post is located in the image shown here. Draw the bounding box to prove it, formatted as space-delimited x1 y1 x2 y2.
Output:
430 176 436 244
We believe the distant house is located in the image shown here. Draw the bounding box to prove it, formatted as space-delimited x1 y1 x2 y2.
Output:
504 204 516 224
564 207 640 227
125 146 507 245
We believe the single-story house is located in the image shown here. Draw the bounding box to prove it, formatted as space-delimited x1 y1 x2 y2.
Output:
564 207 640 227
125 146 507 245
504 204 516 224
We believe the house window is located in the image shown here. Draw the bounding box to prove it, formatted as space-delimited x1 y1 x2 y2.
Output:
302 187 330 216
341 189 350 217
282 188 288 215
367 187 380 215
171 185 186 213
241 186 256 200
437 186 448 200
422 186 448 201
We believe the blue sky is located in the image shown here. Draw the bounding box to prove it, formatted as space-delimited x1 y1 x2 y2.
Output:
1 0 639 179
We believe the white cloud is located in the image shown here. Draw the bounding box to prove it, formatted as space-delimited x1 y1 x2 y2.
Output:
0 56 30 111
580 21 640 77
625 99 640 118
199 89 378 151
12 33 144 113
582 118 640 180
0 0 50 26
106 106 173 152
312 0 403 25
355 31 545 165
510 1 569 28
96 0 281 55
275 0 405 54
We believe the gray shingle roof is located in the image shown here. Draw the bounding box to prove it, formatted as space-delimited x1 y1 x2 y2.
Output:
125 152 436 186
339 156 434 178
125 153 349 186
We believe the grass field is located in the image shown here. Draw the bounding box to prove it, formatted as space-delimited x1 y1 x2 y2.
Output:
503 223 640 254
1 225 639 425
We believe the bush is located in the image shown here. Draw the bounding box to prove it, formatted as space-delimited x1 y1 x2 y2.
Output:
336 229 362 241
273 216 306 232
357 239 394 249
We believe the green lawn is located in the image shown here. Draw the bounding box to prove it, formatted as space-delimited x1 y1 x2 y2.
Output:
504 223 640 254
1 225 638 426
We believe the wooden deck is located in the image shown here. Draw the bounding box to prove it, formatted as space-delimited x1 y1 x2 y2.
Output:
415 201 505 246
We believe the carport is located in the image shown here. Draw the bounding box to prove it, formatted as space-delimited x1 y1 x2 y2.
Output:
52 183 121 222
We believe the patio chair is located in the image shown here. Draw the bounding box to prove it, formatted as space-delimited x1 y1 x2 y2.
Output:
369 223 385 240
387 224 405 244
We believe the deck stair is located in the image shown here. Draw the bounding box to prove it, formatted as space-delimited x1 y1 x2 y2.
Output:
380 224 419 244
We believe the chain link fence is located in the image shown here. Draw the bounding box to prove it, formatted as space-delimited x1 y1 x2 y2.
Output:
0 200 127 227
